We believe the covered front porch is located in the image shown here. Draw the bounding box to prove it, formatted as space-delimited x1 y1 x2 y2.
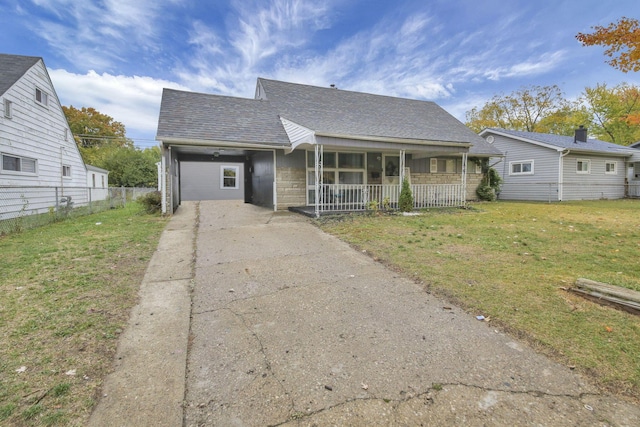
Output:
301 139 471 217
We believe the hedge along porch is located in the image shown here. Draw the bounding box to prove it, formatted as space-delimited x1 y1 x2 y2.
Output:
156 78 502 216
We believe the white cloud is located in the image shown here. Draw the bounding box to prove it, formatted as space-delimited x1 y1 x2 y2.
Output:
49 69 190 147
28 0 181 70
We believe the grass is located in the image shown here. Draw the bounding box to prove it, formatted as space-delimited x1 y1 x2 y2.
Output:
0 202 167 426
319 199 640 401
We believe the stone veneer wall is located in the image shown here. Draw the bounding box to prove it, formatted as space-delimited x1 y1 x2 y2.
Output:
276 166 306 209
411 172 484 201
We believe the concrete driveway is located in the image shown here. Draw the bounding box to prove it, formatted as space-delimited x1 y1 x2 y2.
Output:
184 201 639 426
89 200 639 426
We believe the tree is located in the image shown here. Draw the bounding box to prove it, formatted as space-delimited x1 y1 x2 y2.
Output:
580 83 640 145
398 178 414 212
576 17 640 73
465 85 571 133
62 105 133 165
102 147 160 187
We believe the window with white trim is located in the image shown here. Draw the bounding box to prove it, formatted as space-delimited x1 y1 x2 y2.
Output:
220 165 239 189
576 159 590 174
509 160 534 175
4 98 12 118
1 153 37 174
62 165 71 177
605 161 617 174
35 88 49 106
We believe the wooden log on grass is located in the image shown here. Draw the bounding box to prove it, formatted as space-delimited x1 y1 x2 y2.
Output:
570 278 640 315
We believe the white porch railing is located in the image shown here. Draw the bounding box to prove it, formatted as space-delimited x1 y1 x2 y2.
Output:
316 183 465 212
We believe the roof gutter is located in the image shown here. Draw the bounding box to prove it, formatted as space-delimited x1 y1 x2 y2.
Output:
315 131 473 148
558 149 570 201
157 136 288 150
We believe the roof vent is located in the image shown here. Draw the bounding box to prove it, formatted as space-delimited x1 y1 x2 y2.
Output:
574 125 587 143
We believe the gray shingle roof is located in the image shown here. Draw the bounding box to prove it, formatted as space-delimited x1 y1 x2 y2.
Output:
157 79 502 156
258 78 501 156
483 128 635 156
0 53 41 96
156 88 289 146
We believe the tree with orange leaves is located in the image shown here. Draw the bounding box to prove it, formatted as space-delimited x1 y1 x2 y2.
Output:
576 17 640 73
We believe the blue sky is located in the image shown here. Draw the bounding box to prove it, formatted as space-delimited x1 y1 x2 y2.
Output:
1 0 638 149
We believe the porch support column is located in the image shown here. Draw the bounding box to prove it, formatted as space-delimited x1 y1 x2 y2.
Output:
314 144 323 218
399 150 406 185
461 152 468 207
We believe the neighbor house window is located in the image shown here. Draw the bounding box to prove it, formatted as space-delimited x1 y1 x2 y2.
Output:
35 88 49 106
576 159 590 174
4 99 12 118
605 161 617 174
101 175 105 187
92 173 96 187
220 165 239 189
62 165 71 177
510 160 534 175
1 153 37 174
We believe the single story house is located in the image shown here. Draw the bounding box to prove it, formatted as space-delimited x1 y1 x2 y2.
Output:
86 164 109 201
480 127 639 201
1 53 87 220
156 78 502 216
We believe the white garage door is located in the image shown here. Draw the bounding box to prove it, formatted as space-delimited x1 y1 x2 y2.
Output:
181 161 244 201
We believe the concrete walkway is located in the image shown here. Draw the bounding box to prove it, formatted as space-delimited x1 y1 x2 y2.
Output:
90 200 639 426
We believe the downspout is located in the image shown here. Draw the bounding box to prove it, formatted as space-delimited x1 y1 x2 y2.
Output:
160 154 166 215
461 152 468 206
558 149 570 201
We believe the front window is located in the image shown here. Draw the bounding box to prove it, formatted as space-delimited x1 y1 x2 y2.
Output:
306 150 366 204
510 160 534 175
576 159 590 174
220 165 239 189
1 153 37 174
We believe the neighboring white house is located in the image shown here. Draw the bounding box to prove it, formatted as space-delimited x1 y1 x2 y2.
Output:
86 164 109 201
481 127 638 201
1 53 87 218
629 141 640 197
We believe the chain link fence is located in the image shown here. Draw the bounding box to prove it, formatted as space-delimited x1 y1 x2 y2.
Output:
0 186 157 235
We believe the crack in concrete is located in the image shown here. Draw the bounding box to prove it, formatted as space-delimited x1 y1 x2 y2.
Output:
267 382 607 426
227 306 296 412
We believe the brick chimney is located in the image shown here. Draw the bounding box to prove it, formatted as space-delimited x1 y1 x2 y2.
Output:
574 125 587 143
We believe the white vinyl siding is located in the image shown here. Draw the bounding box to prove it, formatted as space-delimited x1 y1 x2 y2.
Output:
487 133 560 201
0 58 86 189
563 155 626 200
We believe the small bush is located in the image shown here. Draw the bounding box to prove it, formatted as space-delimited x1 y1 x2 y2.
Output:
476 185 496 201
399 179 414 212
139 191 162 214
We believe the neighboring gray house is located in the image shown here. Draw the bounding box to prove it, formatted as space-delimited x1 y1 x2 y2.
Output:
157 78 502 216
1 54 87 219
629 141 640 197
480 127 638 201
